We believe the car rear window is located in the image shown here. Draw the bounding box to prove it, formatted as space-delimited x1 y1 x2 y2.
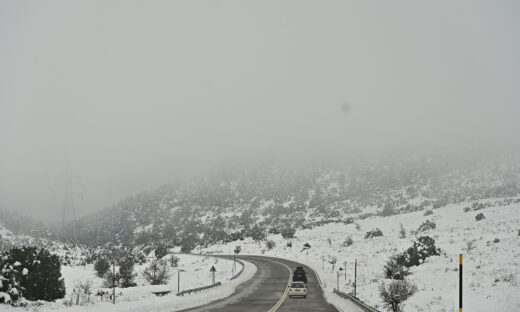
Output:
291 282 305 288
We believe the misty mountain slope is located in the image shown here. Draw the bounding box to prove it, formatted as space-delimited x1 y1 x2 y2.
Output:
62 159 520 249
199 201 520 312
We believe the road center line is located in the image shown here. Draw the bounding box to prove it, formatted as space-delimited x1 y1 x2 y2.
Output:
264 259 293 312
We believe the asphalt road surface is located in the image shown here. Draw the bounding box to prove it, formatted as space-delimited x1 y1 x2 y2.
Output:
179 255 339 312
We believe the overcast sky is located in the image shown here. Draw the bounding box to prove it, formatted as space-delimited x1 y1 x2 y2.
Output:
1 0 519 221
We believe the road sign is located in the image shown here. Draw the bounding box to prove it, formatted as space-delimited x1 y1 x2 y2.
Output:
210 266 216 272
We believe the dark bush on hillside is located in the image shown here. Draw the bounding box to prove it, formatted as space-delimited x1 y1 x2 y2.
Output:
403 236 440 267
155 245 168 259
365 228 383 239
423 210 433 216
249 225 267 241
384 254 410 280
94 259 110 278
280 226 296 239
265 240 276 250
180 234 199 253
417 220 436 232
0 247 65 303
168 255 179 267
118 256 136 288
342 236 353 247
381 203 396 217
475 213 486 221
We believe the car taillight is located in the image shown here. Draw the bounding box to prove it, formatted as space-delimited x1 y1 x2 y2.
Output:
304 288 307 291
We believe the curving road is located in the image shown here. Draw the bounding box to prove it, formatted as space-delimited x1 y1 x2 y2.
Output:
179 255 338 312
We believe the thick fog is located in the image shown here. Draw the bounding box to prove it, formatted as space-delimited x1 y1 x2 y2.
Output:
1 0 519 221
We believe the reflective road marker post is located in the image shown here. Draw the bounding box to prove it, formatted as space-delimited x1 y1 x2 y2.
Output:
459 254 463 312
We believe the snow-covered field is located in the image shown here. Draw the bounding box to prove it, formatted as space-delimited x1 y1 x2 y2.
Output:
200 202 520 312
2 254 256 312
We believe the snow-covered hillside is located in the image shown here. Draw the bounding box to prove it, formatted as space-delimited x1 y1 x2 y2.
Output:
2 253 256 312
200 201 520 312
58 158 520 253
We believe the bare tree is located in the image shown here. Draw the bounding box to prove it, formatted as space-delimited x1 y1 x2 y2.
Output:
328 255 337 272
399 224 406 239
79 281 93 305
379 280 417 312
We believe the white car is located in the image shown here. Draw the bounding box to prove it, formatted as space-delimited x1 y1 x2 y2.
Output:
288 281 307 298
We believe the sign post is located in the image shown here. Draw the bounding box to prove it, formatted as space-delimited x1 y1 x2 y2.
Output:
178 269 181 293
354 259 357 298
210 266 216 285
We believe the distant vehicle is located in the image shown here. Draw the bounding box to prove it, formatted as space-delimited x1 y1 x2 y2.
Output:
288 281 307 298
292 266 307 283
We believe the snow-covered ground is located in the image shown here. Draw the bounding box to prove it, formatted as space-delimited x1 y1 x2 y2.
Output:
3 254 256 312
200 202 520 312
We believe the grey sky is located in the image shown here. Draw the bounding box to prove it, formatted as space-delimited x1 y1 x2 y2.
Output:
1 0 519 221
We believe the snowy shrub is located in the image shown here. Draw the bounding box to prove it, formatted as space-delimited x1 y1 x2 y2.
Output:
381 203 396 217
265 240 276 250
379 279 417 312
143 260 169 285
0 247 65 303
475 213 486 221
365 228 383 239
103 269 121 288
286 242 292 248
94 259 110 278
432 199 448 209
344 217 354 224
155 245 168 260
249 225 267 241
359 213 373 220
280 226 296 239
417 220 436 232
423 210 433 216
465 241 475 253
342 236 353 247
384 254 411 280
168 255 179 267
402 236 441 267
180 234 199 253
118 257 136 288
355 223 361 231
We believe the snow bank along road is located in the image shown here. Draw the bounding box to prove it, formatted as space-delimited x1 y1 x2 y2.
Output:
180 255 338 312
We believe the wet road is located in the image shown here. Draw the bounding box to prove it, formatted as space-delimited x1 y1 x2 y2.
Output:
179 255 338 312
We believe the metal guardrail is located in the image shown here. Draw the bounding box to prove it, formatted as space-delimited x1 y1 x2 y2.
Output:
230 259 245 280
176 282 222 296
333 289 380 312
